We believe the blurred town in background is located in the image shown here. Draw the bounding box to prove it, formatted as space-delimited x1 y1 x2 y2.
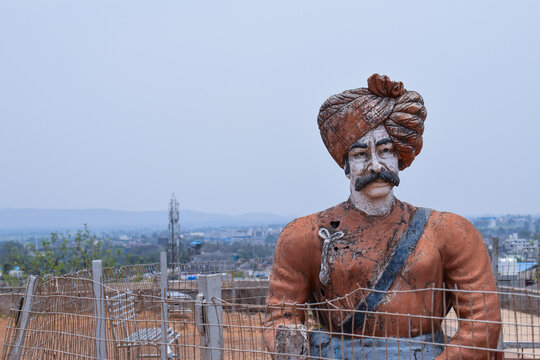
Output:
0 195 539 291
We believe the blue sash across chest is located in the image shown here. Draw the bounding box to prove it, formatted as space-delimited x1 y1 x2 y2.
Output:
340 207 432 333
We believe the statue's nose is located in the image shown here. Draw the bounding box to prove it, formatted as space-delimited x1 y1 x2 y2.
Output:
368 154 383 173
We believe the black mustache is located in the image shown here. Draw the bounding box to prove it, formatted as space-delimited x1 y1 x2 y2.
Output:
354 171 400 191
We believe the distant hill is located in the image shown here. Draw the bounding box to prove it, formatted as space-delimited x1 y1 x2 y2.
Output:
0 208 294 233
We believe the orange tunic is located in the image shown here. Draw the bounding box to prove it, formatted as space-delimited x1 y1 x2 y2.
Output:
265 199 501 359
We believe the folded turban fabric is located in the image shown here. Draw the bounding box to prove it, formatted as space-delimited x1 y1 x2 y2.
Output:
317 74 427 170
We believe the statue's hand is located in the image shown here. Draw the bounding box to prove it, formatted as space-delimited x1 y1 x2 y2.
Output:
275 324 308 360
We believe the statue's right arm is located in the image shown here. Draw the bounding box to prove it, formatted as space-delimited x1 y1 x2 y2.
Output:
264 216 318 353
435 212 501 360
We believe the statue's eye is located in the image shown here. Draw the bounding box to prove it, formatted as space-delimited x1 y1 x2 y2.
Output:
382 148 389 153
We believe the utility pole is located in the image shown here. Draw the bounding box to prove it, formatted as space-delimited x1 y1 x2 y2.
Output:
168 194 181 268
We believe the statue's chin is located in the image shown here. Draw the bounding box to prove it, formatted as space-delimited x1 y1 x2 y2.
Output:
361 182 393 199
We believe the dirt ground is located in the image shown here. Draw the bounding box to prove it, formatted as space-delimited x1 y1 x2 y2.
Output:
0 310 537 359
0 317 8 356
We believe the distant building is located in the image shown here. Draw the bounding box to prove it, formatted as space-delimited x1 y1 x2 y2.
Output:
498 258 538 288
231 229 252 242
189 252 236 272
8 267 23 279
189 232 205 237
504 233 531 253
191 251 235 263
189 241 203 255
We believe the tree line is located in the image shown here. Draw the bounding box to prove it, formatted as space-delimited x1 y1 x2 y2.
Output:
0 225 161 286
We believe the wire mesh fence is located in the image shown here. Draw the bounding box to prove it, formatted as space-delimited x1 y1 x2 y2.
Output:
1 253 539 360
168 258 271 306
2 276 98 360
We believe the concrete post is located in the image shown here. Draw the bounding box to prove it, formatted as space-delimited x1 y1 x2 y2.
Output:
92 260 107 360
197 274 223 360
8 275 37 360
160 251 168 360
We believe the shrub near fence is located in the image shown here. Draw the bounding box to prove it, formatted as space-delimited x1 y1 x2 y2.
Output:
1 253 539 360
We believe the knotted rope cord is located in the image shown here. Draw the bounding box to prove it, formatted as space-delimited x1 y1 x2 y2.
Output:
318 227 345 286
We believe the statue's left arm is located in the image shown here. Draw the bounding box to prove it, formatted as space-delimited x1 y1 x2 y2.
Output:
436 213 501 360
264 216 318 354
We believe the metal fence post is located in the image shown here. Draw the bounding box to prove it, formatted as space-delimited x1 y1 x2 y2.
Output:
160 251 168 360
490 237 503 353
491 237 499 282
197 274 223 360
231 261 237 312
92 260 107 360
8 275 37 360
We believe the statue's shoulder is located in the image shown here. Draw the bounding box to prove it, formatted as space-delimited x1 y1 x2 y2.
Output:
426 209 475 228
424 209 481 241
279 202 349 242
421 210 489 268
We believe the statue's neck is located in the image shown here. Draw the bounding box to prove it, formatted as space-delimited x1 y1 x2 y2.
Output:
349 190 396 216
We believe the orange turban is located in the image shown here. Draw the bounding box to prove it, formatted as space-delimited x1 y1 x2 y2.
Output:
317 74 427 170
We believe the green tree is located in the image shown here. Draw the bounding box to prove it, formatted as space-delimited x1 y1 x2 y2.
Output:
70 225 120 270
0 241 23 273
7 225 120 276
8 231 68 276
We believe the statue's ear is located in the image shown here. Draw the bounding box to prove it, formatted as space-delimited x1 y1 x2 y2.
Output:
344 159 350 178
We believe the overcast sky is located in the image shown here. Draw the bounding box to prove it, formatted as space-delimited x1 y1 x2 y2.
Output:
1 1 539 217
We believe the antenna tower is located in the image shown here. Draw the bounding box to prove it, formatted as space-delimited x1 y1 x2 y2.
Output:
168 193 181 266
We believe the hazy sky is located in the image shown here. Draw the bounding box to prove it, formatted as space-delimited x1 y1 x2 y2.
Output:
1 1 539 216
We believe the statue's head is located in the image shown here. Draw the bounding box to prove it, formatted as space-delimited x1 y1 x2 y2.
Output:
317 74 427 200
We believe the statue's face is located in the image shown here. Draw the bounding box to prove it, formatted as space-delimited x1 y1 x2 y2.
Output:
346 125 399 199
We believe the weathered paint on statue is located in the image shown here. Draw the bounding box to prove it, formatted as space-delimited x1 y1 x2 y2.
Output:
346 125 400 216
265 74 501 360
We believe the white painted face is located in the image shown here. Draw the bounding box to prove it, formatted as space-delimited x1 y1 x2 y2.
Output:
346 125 399 199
